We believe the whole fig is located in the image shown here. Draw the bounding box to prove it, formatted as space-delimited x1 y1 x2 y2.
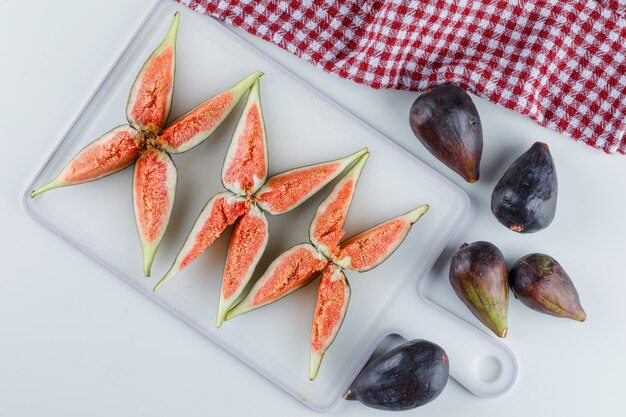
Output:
509 253 586 321
449 241 509 337
491 142 557 233
345 339 449 411
409 84 483 183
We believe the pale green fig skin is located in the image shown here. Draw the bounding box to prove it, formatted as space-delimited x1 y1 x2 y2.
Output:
254 147 369 216
126 12 180 131
449 241 509 337
133 149 178 277
221 79 268 196
160 71 264 154
30 125 141 198
215 205 269 328
509 253 586 321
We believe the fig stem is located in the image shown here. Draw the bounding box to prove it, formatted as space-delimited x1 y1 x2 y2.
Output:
30 180 60 198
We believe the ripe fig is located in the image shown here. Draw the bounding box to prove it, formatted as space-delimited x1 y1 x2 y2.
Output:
491 142 557 233
509 254 586 321
345 339 449 411
449 241 509 337
409 84 483 183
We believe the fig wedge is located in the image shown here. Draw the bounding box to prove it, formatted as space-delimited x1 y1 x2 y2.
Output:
226 243 328 319
509 253 586 321
216 205 269 327
222 80 267 196
409 84 483 183
449 241 509 337
133 149 177 277
255 148 368 215
310 265 350 381
31 125 141 197
127 12 179 132
309 152 369 258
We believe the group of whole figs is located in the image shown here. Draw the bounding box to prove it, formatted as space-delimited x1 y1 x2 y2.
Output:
346 85 587 412
410 84 586 336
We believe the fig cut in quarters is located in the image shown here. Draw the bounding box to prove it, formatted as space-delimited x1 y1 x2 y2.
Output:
226 150 429 380
30 12 265 275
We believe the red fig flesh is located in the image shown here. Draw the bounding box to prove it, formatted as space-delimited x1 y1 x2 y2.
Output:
216 205 269 326
222 80 267 196
127 13 179 131
31 125 141 197
310 265 350 380
160 72 263 153
226 243 327 319
154 192 247 291
309 153 368 257
337 205 429 271
255 148 368 215
133 149 177 276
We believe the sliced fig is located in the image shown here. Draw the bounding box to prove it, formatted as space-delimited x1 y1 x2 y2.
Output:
127 13 179 132
310 265 350 381
337 204 429 271
226 243 328 320
31 125 141 197
309 152 369 258
154 192 248 291
449 241 509 337
491 142 558 233
221 80 267 197
509 253 586 321
133 148 177 277
409 84 483 183
160 71 264 153
216 205 269 327
255 148 368 215
346 339 449 411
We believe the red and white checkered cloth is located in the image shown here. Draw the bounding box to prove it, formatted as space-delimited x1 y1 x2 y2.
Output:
178 0 626 154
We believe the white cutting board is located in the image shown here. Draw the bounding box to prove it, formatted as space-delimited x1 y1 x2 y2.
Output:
24 1 517 411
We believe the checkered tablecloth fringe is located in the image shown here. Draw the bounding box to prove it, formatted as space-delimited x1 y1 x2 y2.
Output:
178 0 626 155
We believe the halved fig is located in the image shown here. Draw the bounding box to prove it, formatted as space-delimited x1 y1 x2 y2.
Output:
127 12 179 132
310 265 350 381
160 71 264 153
337 205 429 271
221 80 267 197
216 205 269 327
153 192 248 291
255 148 368 215
133 148 177 277
226 243 328 320
309 152 369 258
31 125 141 197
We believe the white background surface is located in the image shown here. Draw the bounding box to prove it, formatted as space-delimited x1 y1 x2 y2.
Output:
1 1 624 416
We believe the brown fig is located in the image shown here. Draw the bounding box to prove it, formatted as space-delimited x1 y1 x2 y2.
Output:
509 254 586 321
449 241 508 337
409 84 483 183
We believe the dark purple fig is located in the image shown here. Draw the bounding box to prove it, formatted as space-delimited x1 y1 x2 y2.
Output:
509 254 586 321
449 241 509 337
345 340 448 411
491 142 557 233
409 84 483 183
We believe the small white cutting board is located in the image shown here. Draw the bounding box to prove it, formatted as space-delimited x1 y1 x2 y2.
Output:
25 0 517 411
